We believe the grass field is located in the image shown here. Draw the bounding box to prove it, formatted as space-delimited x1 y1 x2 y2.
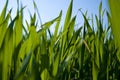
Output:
0 0 120 80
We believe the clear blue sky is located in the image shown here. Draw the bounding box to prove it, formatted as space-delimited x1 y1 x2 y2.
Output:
0 0 109 31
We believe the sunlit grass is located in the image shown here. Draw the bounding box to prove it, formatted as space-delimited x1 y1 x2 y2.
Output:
0 0 120 80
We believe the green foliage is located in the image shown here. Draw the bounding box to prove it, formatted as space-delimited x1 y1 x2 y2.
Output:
108 0 120 61
0 0 120 80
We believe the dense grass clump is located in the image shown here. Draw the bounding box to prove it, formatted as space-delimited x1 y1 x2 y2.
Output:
0 0 120 80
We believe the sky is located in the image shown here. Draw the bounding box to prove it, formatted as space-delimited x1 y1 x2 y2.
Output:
0 0 109 32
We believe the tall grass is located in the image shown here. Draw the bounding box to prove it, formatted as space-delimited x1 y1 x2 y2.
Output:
108 0 120 62
0 0 120 80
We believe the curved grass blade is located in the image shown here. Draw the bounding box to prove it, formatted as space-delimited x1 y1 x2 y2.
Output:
37 15 60 34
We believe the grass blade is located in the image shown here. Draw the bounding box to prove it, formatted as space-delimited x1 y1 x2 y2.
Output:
0 12 10 48
14 7 23 47
108 0 120 61
14 51 32 80
63 0 73 32
0 0 8 24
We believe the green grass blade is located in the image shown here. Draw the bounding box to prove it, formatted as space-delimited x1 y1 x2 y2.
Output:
99 1 102 19
0 12 10 48
54 11 62 38
37 15 60 34
63 0 73 31
108 0 120 61
81 11 93 35
29 26 39 50
67 16 76 40
33 0 43 26
92 61 99 80
14 8 23 47
0 0 8 24
30 13 36 26
41 69 50 80
2 18 14 80
14 51 32 80
52 53 60 77
61 0 73 62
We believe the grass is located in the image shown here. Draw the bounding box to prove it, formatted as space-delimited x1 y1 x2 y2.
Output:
0 0 120 80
